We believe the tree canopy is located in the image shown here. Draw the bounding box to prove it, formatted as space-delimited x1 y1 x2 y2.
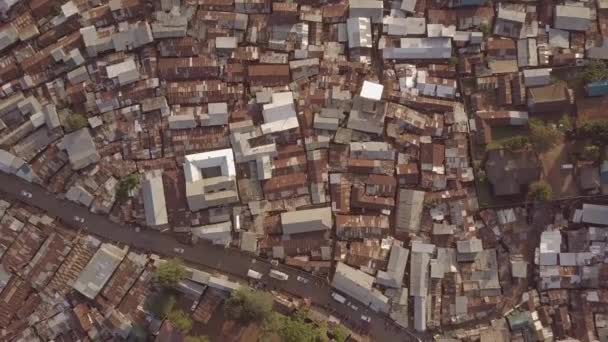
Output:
224 288 274 323
529 118 562 152
262 311 348 342
167 309 193 333
185 336 210 342
498 136 530 151
64 113 89 132
577 120 608 145
116 174 139 201
264 312 326 342
581 145 601 162
527 180 553 202
331 325 349 342
154 258 187 288
146 290 176 318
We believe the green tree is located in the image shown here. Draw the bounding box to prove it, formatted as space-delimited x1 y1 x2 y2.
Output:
527 180 553 202
558 115 573 133
584 59 608 83
64 113 89 132
331 325 349 342
272 314 319 342
529 118 562 152
185 336 210 342
167 309 193 333
154 258 187 288
479 23 491 37
146 290 176 318
501 136 530 151
116 174 139 202
129 325 148 342
449 56 459 67
262 311 334 342
578 120 608 144
224 288 274 323
582 145 601 161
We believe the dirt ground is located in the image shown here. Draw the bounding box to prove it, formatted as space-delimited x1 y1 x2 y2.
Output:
539 139 580 199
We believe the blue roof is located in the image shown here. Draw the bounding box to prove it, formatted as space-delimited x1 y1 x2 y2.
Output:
586 80 608 96
601 161 608 184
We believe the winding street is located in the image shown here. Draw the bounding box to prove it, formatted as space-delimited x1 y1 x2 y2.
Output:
0 172 427 341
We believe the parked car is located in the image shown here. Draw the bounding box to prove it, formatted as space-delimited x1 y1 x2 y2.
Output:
296 276 309 284
361 315 371 323
347 302 359 311
270 259 279 266
74 216 85 223
20 190 32 198
247 269 263 280
173 247 185 254
331 292 346 304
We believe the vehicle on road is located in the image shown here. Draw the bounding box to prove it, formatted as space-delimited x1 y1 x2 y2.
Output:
347 302 359 311
269 269 289 281
331 292 346 304
270 259 279 266
74 216 85 223
361 315 371 323
296 275 309 284
173 247 184 254
20 190 32 198
247 269 263 280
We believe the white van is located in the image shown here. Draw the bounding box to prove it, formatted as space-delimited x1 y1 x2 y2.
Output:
247 269 263 280
269 269 289 281
331 292 346 304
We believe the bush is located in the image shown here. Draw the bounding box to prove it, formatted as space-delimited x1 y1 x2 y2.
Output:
167 310 193 333
154 258 187 288
64 113 89 132
527 181 553 202
529 118 562 152
224 288 274 323
584 59 608 83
